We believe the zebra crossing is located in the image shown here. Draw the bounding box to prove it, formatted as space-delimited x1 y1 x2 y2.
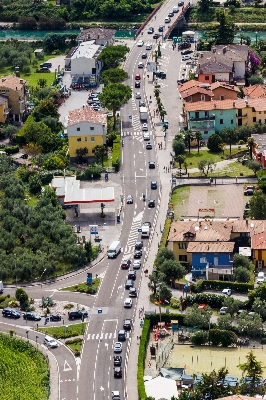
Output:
132 114 141 130
122 131 153 138
87 331 131 341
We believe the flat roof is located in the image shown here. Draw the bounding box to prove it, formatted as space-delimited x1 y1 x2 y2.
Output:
71 41 101 60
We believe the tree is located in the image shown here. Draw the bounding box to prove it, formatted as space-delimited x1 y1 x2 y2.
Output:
233 253 250 269
101 67 128 84
148 270 165 295
161 260 186 284
176 154 185 169
238 351 265 396
247 136 256 159
195 131 202 154
97 45 130 68
207 134 223 152
237 312 263 337
98 83 131 130
198 0 213 12
209 329 237 347
94 145 107 166
184 305 212 329
172 139 185 156
195 367 233 400
15 288 29 310
219 128 236 156
183 130 194 154
190 330 208 345
198 159 216 176
155 282 172 302
248 75 264 85
155 248 175 266
249 190 266 220
37 78 47 88
234 266 251 283
32 99 59 122
222 296 242 316
43 33 67 52
84 241 93 261
217 314 233 330
76 147 88 163
213 9 236 44
28 173 42 195
247 160 261 176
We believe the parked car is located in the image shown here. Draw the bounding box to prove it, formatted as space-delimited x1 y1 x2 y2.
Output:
50 314 62 321
165 17 171 23
257 272 265 284
126 195 133 204
222 288 232 296
44 335 58 348
197 304 208 310
114 366 122 378
220 307 228 315
181 49 193 55
68 310 88 320
158 25 164 32
113 342 122 352
2 308 20 319
182 55 191 61
23 312 41 321
124 298 133 308
168 11 174 16
178 1 184 5
244 189 253 196
147 27 154 34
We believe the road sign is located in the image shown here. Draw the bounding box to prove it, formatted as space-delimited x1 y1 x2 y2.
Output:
129 115 132 119
89 225 98 234
98 309 102 314
138 227 142 232
149 100 152 104
87 273 92 284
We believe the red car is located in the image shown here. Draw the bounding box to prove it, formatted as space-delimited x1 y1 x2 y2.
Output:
135 74 141 80
197 304 208 310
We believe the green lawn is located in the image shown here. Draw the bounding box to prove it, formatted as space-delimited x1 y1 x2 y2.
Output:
189 160 254 178
60 277 100 294
38 322 86 339
171 186 190 220
180 148 247 170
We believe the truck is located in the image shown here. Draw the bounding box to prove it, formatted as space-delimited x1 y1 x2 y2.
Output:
139 107 148 121
107 241 121 258
141 225 150 238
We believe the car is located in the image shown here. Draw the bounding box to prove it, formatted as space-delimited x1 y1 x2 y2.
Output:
68 310 88 320
146 44 152 50
168 11 174 16
237 309 245 316
165 17 171 23
142 123 148 131
220 307 228 315
139 100 145 107
138 62 144 68
114 366 122 378
143 222 151 227
123 319 132 330
135 241 143 250
128 270 136 280
151 180 157 189
197 304 208 310
158 25 164 32
142 53 147 59
135 92 141 99
19 153 28 159
50 314 62 321
147 27 154 34
2 307 20 319
244 189 253 196
137 40 144 47
257 272 265 284
135 81 140 88
134 250 142 259
129 287 137 297
181 49 193 55
124 298 133 308
178 1 184 5
135 73 141 80
182 55 191 61
23 312 41 321
44 335 58 348
126 195 133 204
118 329 126 341
148 199 155 208
149 161 155 169
112 391 121 400
143 132 150 140
146 142 152 150
113 342 122 352
133 260 141 270
222 288 232 296
154 71 166 79
114 355 122 366
121 259 131 269
153 33 160 39
125 279 134 289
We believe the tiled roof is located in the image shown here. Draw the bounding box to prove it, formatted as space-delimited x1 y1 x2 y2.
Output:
231 220 266 235
187 241 235 253
184 97 266 112
252 232 266 250
197 60 232 74
68 107 107 126
217 396 257 400
210 81 240 92
77 28 116 42
180 86 213 99
65 46 78 59
0 75 26 90
168 221 232 243
243 84 266 99
178 80 201 92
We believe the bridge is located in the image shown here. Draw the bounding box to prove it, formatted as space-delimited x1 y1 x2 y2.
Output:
164 3 190 40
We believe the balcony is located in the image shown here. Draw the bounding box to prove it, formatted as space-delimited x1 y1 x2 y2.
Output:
189 115 215 122
236 113 247 118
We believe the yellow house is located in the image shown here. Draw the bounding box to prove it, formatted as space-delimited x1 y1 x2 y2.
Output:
0 95 10 123
0 75 27 124
67 107 107 162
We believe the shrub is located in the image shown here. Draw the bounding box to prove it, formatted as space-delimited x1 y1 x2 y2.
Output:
159 219 171 250
137 319 150 400
191 330 208 345
4 145 19 154
170 297 180 309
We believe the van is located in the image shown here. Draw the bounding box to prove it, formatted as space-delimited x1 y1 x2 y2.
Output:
107 241 121 258
68 310 88 320
173 6 179 12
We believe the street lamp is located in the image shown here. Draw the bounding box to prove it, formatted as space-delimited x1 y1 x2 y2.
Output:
40 268 46 289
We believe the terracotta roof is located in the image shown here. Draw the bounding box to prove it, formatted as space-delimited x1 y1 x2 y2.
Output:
184 97 266 112
180 86 213 99
187 241 235 253
77 28 116 42
210 81 240 92
251 232 266 250
178 80 201 93
68 107 107 126
197 60 232 75
168 221 232 243
0 75 26 90
217 396 257 400
242 84 266 99
231 220 266 236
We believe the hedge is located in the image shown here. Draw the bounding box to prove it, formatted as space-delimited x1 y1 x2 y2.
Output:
4 145 19 154
145 312 185 327
192 279 254 294
112 139 120 172
159 219 171 250
138 319 150 400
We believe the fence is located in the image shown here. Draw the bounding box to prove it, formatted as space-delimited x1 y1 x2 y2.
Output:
156 330 174 369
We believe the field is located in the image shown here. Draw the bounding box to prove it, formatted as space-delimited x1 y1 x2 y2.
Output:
0 333 49 400
167 344 266 378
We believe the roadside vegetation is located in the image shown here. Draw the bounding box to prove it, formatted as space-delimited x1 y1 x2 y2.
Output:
38 322 86 339
61 277 100 294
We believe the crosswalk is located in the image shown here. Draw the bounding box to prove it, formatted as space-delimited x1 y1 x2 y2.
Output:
122 131 153 138
87 332 131 341
132 114 141 130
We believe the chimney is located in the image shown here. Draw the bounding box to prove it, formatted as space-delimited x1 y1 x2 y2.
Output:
212 47 216 53
214 103 216 108
20 79 23 84
246 220 248 226
2 78 5 82
16 87 17 91
223 46 227 54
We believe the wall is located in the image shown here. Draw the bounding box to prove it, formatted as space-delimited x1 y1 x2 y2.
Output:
212 87 238 101
253 249 266 267
172 241 192 263
191 252 232 267
234 60 245 79
214 109 235 132
71 57 99 77
68 120 105 158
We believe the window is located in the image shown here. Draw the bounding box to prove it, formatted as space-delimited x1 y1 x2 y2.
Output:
220 95 224 100
77 138 81 142
84 137 88 142
204 131 208 135
220 119 224 124
201 95 205 101
188 96 192 102
195 112 199 119
90 127 94 131
220 110 223 115
179 255 187 262
179 243 186 249
77 127 80 131
253 117 256 123
91 137 95 142
205 111 208 118
92 148 95 153
205 76 209 80
231 120 233 124
259 119 261 124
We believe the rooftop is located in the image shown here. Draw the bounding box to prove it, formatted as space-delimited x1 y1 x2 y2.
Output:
185 97 266 112
251 231 266 250
187 241 235 253
71 41 101 60
68 107 107 126
242 84 266 99
168 221 232 243
0 75 26 90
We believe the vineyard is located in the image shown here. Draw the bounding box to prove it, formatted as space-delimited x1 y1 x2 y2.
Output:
0 333 49 400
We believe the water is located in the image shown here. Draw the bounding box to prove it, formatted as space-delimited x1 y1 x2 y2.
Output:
170 28 266 43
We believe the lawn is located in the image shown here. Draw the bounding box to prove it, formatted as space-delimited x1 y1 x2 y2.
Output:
60 277 100 294
0 333 49 400
181 148 247 170
171 186 190 220
38 322 86 339
167 344 266 378
189 160 254 178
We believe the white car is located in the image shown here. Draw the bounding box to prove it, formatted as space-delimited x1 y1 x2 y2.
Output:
112 391 121 400
257 272 265 284
133 260 141 269
222 288 232 296
165 17 171 23
146 44 152 50
142 123 148 131
114 342 122 352
126 195 133 204
137 40 144 47
138 62 144 68
124 298 133 308
143 132 150 140
220 307 228 315
135 92 141 99
44 335 58 348
182 55 191 61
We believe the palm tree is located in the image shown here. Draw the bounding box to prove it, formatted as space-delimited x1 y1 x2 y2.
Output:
223 128 235 156
183 129 194 154
176 154 185 169
247 136 256 159
94 145 107 166
195 131 202 154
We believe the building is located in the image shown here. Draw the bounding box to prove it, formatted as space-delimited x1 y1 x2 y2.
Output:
0 75 27 124
252 133 266 168
242 84 266 99
0 94 10 123
67 106 107 162
65 41 104 87
77 28 116 46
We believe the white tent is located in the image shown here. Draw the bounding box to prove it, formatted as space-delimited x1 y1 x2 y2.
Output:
145 376 178 400
182 30 195 37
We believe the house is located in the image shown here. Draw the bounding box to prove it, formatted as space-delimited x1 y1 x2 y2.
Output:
243 84 266 99
0 75 27 124
196 45 248 85
251 232 266 268
67 106 107 162
0 94 10 123
77 28 116 46
211 81 239 101
187 241 234 279
66 41 104 87
251 133 266 168
178 80 239 103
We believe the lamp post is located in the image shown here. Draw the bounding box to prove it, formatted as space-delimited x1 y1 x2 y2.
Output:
40 268 46 289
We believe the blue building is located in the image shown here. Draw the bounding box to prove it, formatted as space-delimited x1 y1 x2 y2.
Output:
187 241 234 279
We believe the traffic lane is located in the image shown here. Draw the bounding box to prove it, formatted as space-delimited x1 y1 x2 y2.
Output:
204 290 248 301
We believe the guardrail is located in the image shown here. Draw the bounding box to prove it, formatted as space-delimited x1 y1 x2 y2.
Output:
135 2 163 37
164 3 190 40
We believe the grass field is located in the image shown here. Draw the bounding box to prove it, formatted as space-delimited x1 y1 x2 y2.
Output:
167 344 266 378
38 322 86 339
61 277 100 293
181 148 247 170
171 186 190 220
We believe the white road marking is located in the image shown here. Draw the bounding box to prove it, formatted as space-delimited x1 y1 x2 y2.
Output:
63 360 72 372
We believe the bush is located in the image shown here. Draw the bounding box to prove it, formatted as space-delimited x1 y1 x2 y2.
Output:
137 319 150 400
170 297 180 309
185 293 224 309
159 219 171 250
77 165 102 180
112 139 120 172
4 145 19 155
192 279 253 294
191 330 208 345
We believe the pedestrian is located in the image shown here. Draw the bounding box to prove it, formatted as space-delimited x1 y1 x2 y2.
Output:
142 306 144 313
154 110 156 116
161 142 162 148
168 167 170 173
158 143 160 149
163 166 165 172
140 319 143 327
139 309 141 318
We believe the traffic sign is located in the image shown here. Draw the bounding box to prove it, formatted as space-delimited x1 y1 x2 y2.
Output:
98 309 102 314
89 225 98 234
138 228 142 232
149 100 152 104
129 115 132 119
